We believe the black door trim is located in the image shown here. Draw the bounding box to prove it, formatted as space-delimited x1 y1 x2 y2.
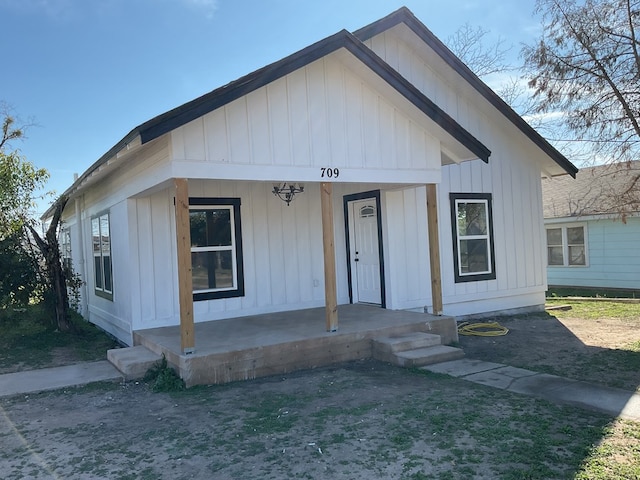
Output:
343 190 386 308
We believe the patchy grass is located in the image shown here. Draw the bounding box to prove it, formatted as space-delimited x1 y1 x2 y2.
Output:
547 286 640 299
461 300 640 392
1 362 636 479
543 299 640 391
546 298 640 321
576 419 640 479
0 304 119 373
2 300 639 478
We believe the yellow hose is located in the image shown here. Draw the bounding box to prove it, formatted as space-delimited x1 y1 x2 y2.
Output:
458 321 509 336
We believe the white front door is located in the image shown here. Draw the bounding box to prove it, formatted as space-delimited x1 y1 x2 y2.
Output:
350 199 381 305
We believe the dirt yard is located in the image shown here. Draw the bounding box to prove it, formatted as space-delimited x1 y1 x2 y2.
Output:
1 303 639 479
458 305 640 392
0 360 619 480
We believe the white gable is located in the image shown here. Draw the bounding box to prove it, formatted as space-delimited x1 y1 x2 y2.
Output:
168 49 484 185
362 22 574 178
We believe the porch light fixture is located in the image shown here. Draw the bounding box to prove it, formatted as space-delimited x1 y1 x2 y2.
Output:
272 182 304 206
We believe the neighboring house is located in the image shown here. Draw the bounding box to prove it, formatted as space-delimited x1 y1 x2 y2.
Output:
46 7 577 348
543 161 640 294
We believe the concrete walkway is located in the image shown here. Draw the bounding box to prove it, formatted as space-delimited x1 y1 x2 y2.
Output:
0 358 639 423
424 359 640 422
0 361 123 397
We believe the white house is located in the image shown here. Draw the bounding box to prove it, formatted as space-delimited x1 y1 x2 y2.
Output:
48 7 577 349
543 161 639 295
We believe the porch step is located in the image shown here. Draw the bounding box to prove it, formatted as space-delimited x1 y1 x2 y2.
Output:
372 332 443 364
107 345 162 380
372 331 464 368
393 345 465 368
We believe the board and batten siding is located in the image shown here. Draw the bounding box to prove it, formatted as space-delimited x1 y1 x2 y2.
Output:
383 187 430 311
59 137 172 344
61 21 560 343
80 200 133 342
169 52 442 185
130 181 344 330
547 217 640 291
128 179 449 331
437 147 547 316
365 24 548 315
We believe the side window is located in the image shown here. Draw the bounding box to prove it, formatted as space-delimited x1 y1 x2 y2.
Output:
60 227 72 273
189 198 244 301
450 193 496 283
91 212 113 300
546 225 587 267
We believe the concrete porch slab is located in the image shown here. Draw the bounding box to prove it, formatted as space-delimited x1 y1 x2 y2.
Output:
132 304 458 387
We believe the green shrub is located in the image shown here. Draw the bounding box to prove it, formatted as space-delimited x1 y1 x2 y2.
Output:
144 354 185 392
0 232 41 308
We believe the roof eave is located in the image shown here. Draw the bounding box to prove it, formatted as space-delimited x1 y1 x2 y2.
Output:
355 7 578 178
137 29 489 163
46 10 505 222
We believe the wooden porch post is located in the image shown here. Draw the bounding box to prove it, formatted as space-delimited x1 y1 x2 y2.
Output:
174 178 195 353
426 184 443 315
320 182 338 331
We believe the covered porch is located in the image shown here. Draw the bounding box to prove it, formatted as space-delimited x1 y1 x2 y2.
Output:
127 304 458 387
171 179 446 357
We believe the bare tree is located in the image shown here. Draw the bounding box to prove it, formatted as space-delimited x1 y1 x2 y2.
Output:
446 23 513 77
446 25 543 128
523 0 640 165
28 196 75 332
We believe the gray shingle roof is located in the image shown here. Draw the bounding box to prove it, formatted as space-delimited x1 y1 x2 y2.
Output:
542 161 640 218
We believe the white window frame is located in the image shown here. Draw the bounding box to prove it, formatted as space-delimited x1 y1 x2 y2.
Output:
91 212 113 300
60 227 72 273
450 193 496 283
189 198 244 301
546 223 588 267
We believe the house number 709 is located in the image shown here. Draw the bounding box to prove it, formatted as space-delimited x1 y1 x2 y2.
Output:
320 167 340 178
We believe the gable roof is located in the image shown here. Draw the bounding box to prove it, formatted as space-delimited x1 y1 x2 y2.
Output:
138 30 490 162
542 161 640 218
60 25 490 206
48 7 578 219
355 7 578 179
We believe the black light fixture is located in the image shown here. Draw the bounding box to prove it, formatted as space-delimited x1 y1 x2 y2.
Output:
272 182 304 206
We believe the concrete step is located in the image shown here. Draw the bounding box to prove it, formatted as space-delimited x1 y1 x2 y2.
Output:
372 332 442 364
392 345 465 368
107 345 162 380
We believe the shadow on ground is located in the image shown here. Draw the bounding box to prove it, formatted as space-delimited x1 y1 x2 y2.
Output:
457 311 640 393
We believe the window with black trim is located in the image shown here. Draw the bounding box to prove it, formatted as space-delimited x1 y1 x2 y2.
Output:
91 212 113 299
189 198 244 301
450 193 496 283
546 224 587 266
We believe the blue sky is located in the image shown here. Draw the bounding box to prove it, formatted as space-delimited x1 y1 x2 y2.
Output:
0 0 541 214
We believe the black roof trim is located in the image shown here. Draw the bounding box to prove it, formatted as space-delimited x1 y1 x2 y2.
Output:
54 30 352 209
136 29 489 161
355 7 578 178
138 30 350 144
341 34 490 162
50 11 494 219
